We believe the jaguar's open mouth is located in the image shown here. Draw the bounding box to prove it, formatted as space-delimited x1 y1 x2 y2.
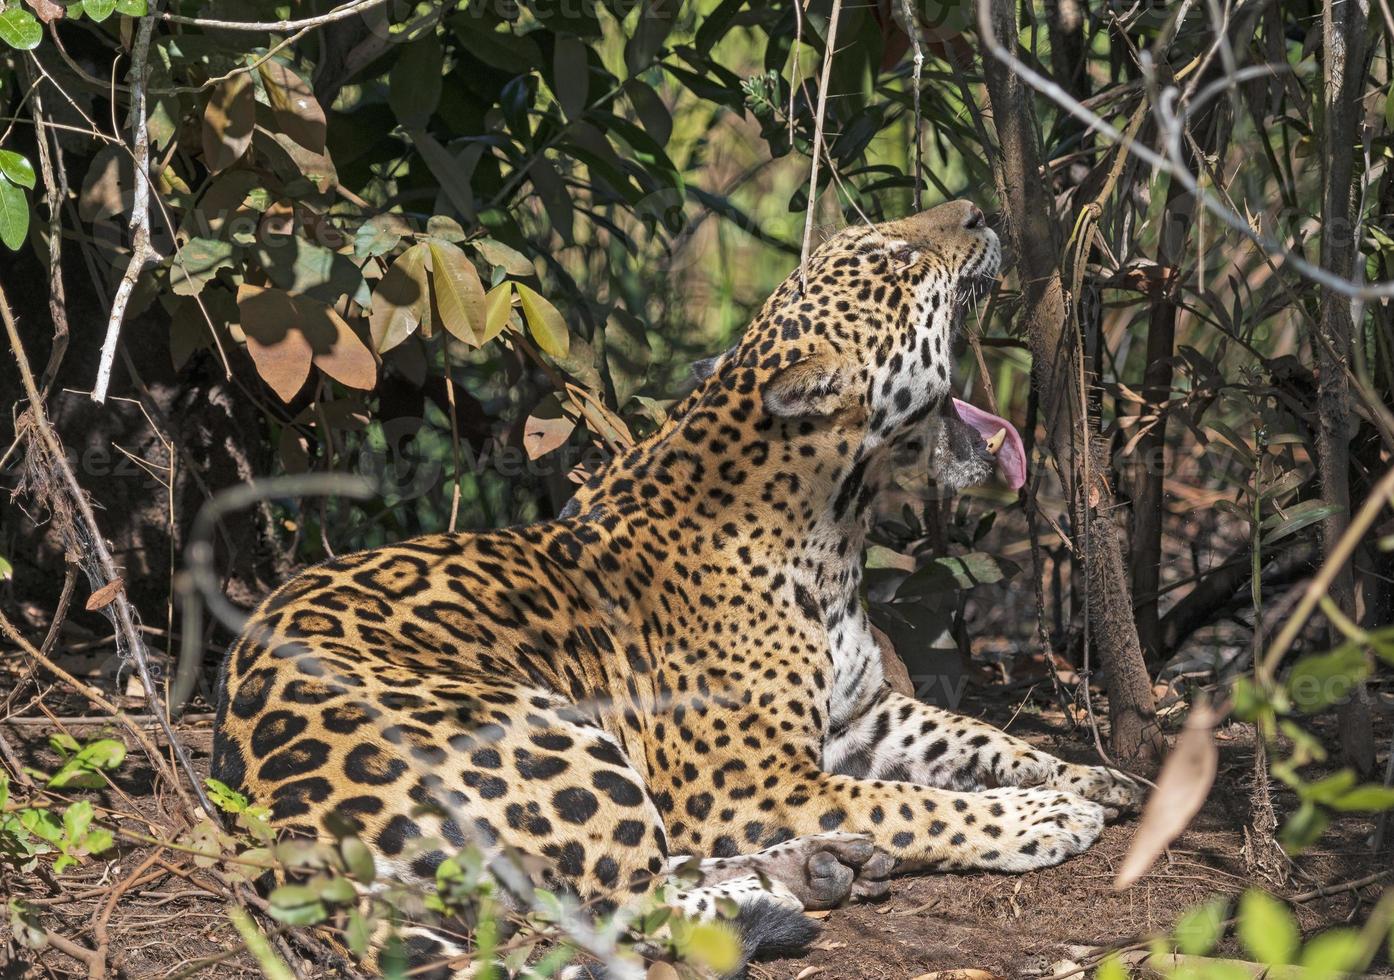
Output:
950 397 1026 490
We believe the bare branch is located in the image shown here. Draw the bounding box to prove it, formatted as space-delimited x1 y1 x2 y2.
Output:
800 0 842 294
91 5 159 406
161 0 392 31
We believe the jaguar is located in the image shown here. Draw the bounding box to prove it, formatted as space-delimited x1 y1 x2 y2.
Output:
212 200 1141 976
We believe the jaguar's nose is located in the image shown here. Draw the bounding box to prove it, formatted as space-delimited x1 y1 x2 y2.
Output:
964 205 986 230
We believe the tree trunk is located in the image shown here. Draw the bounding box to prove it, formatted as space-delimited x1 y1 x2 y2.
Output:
1130 178 1185 667
1318 0 1374 775
979 0 1163 767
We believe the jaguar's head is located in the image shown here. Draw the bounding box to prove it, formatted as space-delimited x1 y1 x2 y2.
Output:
745 200 1022 491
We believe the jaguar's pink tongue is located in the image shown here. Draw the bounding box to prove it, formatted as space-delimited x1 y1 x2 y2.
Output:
952 398 1027 490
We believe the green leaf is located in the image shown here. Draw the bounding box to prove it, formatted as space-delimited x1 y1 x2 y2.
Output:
1094 955 1129 980
482 282 513 345
0 150 35 190
0 178 29 251
84 0 117 22
340 836 376 883
473 238 534 277
0 6 42 50
252 237 369 308
1279 800 1329 853
603 307 651 406
205 777 250 814
83 828 113 855
354 213 409 260
1174 897 1229 956
19 809 63 845
894 552 1020 598
346 908 373 956
680 921 740 974
427 241 487 346
1299 927 1366 976
1326 783 1394 812
62 801 95 843
74 739 126 771
1237 890 1297 964
167 238 232 295
114 0 147 13
388 32 443 128
426 214 467 243
552 34 589 120
1286 646 1370 712
1261 500 1343 545
318 875 357 904
268 884 328 926
515 282 569 358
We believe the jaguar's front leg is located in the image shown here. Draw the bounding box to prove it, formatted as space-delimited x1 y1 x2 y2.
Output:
823 690 1143 814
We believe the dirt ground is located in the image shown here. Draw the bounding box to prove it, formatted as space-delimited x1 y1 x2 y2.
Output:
2 680 1391 980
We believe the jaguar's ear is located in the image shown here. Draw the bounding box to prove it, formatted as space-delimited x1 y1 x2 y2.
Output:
762 354 853 418
690 345 733 382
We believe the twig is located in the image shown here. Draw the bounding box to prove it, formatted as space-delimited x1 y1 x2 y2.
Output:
161 0 391 30
0 727 35 789
1 713 215 727
0 282 206 818
91 4 159 405
91 847 166 979
896 0 923 211
1290 871 1392 903
40 563 78 658
799 0 842 294
22 61 70 400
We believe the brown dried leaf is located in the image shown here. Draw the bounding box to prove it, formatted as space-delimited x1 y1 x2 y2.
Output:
202 74 255 174
306 300 376 392
256 59 326 153
523 395 575 460
1114 700 1218 890
369 243 431 353
237 283 313 402
24 0 65 23
79 145 132 222
239 283 376 398
85 577 125 612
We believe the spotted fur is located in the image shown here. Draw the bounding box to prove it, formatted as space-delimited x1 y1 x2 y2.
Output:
212 201 1141 974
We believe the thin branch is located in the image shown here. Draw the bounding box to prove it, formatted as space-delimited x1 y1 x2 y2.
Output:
91 5 159 406
800 0 843 293
897 0 924 211
161 0 391 30
23 62 70 401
